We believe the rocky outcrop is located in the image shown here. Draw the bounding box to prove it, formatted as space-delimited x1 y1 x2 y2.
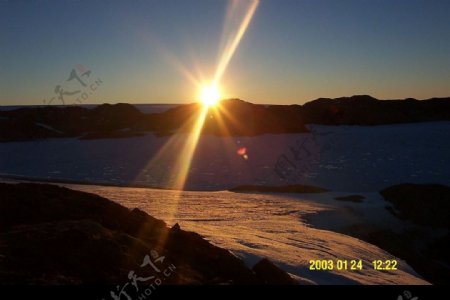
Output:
363 229 449 285
0 183 296 285
380 183 450 228
252 258 298 285
362 183 450 285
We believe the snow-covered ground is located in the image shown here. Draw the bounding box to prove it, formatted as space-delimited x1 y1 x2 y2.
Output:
48 183 425 285
0 122 449 191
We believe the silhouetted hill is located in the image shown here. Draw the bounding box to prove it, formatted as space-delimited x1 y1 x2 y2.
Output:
302 95 450 125
1 95 450 141
201 99 308 135
0 182 296 285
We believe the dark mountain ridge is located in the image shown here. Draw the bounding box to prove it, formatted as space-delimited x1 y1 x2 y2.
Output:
1 95 449 141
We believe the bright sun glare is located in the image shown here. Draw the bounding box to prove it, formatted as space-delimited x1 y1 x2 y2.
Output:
199 85 221 107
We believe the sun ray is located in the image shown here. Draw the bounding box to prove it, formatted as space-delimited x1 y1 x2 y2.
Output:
170 105 209 190
213 0 259 85
149 0 260 193
209 105 246 165
134 0 260 188
131 0 260 247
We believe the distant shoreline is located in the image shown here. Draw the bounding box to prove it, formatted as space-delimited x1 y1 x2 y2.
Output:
0 173 176 191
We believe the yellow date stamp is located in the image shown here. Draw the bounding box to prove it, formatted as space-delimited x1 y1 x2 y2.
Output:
309 259 398 271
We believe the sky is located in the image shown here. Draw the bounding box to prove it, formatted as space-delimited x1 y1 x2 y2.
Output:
1 0 450 105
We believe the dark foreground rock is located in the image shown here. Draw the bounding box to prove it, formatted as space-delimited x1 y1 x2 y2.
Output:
363 229 449 285
362 184 450 284
0 182 296 285
252 258 298 285
229 184 329 194
380 183 450 228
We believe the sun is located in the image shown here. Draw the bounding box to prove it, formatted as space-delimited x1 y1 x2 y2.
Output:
199 84 221 107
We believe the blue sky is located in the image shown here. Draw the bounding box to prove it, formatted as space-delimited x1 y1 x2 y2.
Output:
1 0 450 105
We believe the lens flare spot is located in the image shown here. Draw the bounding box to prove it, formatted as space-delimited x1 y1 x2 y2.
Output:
237 147 247 156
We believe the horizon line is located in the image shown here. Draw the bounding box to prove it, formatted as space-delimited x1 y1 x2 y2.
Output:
1 94 450 108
